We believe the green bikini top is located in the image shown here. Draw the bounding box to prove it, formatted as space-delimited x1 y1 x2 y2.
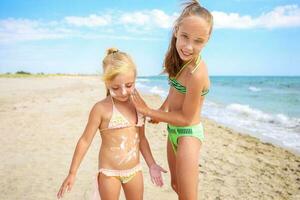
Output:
168 55 209 96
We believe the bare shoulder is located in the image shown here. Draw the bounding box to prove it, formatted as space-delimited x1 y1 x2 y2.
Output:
188 60 209 82
185 60 210 92
90 96 111 118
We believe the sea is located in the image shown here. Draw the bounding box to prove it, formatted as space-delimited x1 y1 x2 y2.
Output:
136 76 300 155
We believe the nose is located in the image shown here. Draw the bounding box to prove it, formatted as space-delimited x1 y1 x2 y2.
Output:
185 42 193 51
121 86 127 95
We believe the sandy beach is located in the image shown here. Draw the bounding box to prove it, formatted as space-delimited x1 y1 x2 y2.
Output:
0 76 299 200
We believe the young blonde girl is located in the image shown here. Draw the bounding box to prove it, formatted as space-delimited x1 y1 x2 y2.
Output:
131 1 213 199
57 48 166 200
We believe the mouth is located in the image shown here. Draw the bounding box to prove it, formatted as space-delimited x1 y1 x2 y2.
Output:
181 50 192 57
119 95 130 100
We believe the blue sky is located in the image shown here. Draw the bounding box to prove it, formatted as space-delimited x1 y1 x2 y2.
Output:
0 0 300 76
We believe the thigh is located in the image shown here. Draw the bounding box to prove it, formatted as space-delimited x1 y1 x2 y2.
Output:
176 136 201 200
98 173 122 200
122 171 144 200
167 138 177 182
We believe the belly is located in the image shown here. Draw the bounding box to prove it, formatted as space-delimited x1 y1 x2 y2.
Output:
99 127 140 170
168 87 203 125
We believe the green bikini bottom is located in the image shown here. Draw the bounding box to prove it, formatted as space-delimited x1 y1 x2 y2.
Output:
167 123 205 153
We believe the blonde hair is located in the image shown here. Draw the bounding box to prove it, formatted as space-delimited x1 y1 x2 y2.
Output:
164 0 213 77
102 47 137 96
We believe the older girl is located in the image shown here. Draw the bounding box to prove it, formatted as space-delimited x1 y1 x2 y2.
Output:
131 1 213 199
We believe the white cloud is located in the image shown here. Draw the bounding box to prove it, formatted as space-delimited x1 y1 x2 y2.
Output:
0 18 72 43
65 14 111 27
151 9 178 28
213 4 300 29
258 5 300 28
1 5 299 43
212 12 256 29
119 9 177 29
120 12 150 26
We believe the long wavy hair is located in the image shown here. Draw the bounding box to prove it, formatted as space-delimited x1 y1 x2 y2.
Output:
164 0 213 77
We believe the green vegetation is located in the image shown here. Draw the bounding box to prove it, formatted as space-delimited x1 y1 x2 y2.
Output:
0 71 99 78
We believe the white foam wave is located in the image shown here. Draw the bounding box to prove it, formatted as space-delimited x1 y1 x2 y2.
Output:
248 86 261 92
202 101 300 155
135 83 167 97
135 82 148 89
150 86 167 96
226 103 300 129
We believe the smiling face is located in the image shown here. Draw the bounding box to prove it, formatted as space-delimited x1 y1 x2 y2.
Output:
106 70 136 102
175 16 210 62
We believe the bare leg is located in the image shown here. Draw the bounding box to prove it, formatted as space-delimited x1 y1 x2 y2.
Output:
167 138 178 194
98 173 122 200
122 171 144 200
176 137 201 200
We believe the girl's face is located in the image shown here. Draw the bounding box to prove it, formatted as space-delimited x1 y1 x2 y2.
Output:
175 16 210 62
106 71 136 102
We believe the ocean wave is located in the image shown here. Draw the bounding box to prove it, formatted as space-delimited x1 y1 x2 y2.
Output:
135 82 148 89
135 83 167 97
136 78 150 82
248 86 261 92
226 103 300 129
149 86 167 96
202 101 300 154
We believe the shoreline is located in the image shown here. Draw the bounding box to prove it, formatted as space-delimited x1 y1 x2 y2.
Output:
203 118 300 157
0 76 299 200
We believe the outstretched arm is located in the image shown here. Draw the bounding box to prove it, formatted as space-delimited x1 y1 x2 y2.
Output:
57 103 102 199
139 124 167 187
148 93 169 124
132 72 204 126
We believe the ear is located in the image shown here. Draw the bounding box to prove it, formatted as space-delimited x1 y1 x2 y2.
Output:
174 25 179 38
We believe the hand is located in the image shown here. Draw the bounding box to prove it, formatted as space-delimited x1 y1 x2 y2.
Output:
148 107 165 124
148 117 160 124
57 173 76 199
130 89 151 116
149 163 167 187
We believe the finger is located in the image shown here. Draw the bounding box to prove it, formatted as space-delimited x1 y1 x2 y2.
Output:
131 89 137 97
162 168 168 173
58 184 65 199
131 95 139 107
159 166 168 173
154 177 161 187
130 93 136 103
149 119 158 124
57 188 61 199
61 185 67 197
158 176 163 187
148 119 154 123
67 184 71 192
150 176 155 184
57 186 61 198
58 184 66 199
132 91 140 104
133 89 141 100
153 177 157 185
